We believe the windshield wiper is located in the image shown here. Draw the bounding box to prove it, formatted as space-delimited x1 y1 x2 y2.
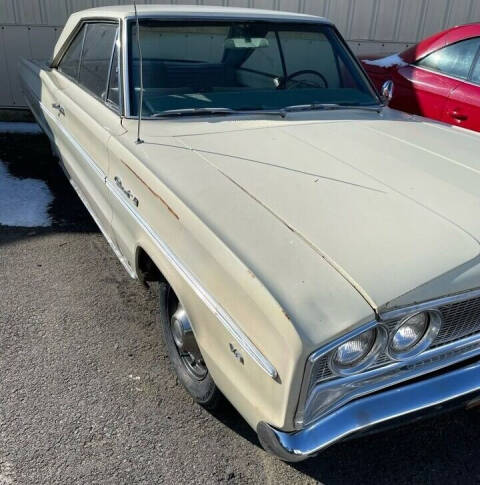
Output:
151 107 236 117
150 103 382 119
282 103 383 114
151 107 285 118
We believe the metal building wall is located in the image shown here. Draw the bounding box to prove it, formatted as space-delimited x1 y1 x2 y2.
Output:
1 0 480 108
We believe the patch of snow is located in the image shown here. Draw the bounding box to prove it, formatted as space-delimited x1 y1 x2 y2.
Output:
0 121 42 134
0 161 53 227
363 53 407 68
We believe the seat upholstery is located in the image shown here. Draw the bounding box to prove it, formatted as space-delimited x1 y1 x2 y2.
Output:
132 60 238 90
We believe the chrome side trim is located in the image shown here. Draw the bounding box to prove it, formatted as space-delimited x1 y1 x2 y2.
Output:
258 359 480 462
380 287 480 321
70 178 137 279
107 178 278 379
39 99 278 379
39 100 137 279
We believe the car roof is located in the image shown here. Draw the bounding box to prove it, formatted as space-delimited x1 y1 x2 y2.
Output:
53 5 330 61
76 4 326 21
401 22 480 63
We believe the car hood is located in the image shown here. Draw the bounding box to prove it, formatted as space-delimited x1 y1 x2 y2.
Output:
173 113 480 312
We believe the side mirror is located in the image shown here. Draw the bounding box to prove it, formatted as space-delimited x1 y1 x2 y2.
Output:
381 80 394 105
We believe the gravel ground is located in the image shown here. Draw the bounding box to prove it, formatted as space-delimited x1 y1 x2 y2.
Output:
1 133 480 484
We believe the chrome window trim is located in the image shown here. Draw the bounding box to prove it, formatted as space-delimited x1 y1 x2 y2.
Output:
105 28 119 107
37 98 277 380
52 17 121 67
412 36 480 85
122 18 130 117
53 18 124 116
121 17 378 118
77 24 87 80
123 14 332 25
295 286 480 429
412 64 480 88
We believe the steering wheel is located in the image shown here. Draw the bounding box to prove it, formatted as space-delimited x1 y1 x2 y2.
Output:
282 70 329 89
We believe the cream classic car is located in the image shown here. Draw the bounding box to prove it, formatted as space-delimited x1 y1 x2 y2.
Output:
20 5 480 462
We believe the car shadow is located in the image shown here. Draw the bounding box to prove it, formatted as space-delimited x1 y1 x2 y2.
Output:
293 406 480 484
208 397 262 448
209 397 480 483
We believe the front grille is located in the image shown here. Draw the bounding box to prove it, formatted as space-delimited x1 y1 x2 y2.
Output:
434 296 480 346
310 294 480 386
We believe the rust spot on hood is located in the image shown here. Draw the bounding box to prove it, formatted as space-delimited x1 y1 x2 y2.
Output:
120 160 179 220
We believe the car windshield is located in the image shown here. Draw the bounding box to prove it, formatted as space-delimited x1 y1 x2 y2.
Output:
128 20 379 117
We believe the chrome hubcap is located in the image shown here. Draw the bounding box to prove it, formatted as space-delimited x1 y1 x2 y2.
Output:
171 304 208 380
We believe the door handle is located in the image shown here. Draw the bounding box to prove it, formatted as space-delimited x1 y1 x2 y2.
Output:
52 103 65 116
449 110 468 122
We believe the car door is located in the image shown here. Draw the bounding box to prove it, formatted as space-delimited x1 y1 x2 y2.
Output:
389 64 459 120
54 21 125 238
407 37 480 123
442 43 480 132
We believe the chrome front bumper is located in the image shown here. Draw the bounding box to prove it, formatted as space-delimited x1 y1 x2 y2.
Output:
257 360 480 462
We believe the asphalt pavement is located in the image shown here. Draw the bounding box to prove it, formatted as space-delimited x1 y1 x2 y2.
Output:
1 132 480 484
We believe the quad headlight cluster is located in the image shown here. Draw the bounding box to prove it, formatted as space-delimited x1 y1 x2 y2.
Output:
328 310 442 376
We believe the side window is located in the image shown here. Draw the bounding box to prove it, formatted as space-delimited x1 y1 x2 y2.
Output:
58 25 86 80
79 23 118 99
471 57 480 85
106 33 120 107
417 38 480 79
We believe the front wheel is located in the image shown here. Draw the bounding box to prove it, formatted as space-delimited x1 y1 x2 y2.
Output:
152 281 222 409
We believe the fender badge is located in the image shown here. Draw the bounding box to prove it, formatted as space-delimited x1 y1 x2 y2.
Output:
229 343 244 365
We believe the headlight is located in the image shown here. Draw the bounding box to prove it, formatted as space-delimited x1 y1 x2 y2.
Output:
388 310 442 360
329 327 387 375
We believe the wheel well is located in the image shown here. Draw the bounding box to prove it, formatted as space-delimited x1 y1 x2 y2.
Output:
136 246 165 283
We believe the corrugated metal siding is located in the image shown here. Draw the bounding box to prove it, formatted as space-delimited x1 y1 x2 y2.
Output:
1 0 480 107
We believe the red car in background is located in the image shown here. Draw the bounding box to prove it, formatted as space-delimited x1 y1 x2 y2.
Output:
362 23 480 133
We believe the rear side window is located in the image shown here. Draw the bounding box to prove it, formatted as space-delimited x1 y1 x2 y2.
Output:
417 37 480 79
58 25 86 79
79 23 118 99
58 22 119 105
